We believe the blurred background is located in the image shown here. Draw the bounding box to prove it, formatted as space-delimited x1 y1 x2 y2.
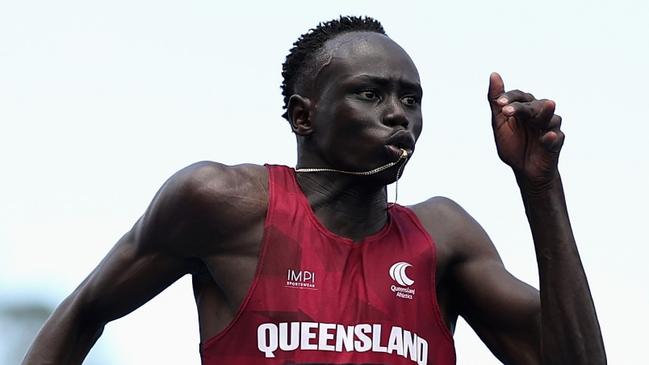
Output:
1 0 647 363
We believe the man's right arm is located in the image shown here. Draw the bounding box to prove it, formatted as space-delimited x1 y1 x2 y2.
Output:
21 161 246 365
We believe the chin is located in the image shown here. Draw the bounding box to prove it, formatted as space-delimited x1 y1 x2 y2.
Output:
365 164 407 186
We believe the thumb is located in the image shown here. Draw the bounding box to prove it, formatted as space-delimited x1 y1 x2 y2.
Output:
488 72 505 109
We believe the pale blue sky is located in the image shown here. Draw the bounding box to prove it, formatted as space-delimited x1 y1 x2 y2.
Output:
1 1 647 364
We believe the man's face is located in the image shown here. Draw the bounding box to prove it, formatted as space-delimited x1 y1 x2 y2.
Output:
305 31 423 180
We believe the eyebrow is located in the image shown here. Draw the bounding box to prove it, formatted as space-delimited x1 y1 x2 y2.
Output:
348 74 423 95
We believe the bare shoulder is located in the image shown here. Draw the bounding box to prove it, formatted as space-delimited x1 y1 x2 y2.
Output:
138 161 268 255
408 197 500 271
168 161 268 210
409 196 471 229
408 196 478 242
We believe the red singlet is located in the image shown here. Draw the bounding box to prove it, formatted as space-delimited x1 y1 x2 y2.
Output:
200 165 456 365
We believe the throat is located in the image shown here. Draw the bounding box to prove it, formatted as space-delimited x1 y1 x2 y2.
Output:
295 173 389 242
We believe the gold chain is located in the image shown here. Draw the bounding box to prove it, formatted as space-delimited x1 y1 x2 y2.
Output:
295 149 409 204
295 149 409 176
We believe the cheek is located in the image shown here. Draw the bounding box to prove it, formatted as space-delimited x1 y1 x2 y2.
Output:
413 119 423 140
327 101 376 135
312 97 383 153
320 118 379 164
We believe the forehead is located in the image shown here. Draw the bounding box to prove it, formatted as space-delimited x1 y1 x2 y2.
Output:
317 31 420 85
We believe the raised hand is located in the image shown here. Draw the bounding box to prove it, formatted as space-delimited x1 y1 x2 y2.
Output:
487 72 564 188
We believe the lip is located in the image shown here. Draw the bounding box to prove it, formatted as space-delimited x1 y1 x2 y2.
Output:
385 131 415 156
386 144 408 159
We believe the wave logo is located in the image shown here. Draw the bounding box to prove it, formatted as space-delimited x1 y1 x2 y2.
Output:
389 262 414 286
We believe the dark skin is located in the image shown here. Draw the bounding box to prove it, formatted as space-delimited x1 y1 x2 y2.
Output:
23 32 606 365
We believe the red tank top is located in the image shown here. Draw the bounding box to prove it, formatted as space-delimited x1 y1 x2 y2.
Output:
200 165 455 365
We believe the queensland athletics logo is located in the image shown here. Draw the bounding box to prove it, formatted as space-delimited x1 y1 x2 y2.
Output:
389 262 414 286
389 262 415 300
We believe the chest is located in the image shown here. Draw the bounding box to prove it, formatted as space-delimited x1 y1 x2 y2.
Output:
251 224 436 320
199 219 455 365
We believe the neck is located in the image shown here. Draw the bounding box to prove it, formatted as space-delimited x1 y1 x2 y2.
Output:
295 172 389 242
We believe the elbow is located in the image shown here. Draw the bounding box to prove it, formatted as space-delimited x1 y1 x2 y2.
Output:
62 287 109 331
20 292 106 365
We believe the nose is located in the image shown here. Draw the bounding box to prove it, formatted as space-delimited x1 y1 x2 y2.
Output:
382 96 409 128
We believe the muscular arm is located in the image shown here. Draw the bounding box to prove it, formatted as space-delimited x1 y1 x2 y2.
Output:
414 197 542 364
419 73 605 364
21 161 248 365
484 72 606 364
517 174 605 364
435 186 604 364
21 228 193 364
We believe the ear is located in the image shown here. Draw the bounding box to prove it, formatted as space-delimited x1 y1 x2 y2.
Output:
287 94 314 136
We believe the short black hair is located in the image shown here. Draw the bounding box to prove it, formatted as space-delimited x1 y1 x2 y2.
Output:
280 16 386 120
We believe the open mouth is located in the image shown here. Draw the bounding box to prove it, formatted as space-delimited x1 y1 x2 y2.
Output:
386 144 411 159
386 132 415 158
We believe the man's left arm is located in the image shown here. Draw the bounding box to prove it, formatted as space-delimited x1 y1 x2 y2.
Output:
481 72 606 364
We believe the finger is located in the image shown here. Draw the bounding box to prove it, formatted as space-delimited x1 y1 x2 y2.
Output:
502 99 556 128
535 99 556 128
502 101 538 120
540 130 565 152
498 89 536 105
547 114 562 130
488 72 505 113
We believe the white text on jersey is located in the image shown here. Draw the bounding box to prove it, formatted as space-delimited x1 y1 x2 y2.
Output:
257 322 428 365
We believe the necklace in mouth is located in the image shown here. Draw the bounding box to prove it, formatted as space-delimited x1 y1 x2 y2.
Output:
295 148 409 176
295 148 410 204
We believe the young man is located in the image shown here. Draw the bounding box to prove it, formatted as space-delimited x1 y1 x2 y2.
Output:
23 16 605 365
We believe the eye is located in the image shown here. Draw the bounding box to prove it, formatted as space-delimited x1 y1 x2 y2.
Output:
401 95 418 106
358 90 379 101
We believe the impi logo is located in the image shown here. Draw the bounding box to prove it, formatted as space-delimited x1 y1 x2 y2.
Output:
389 262 415 300
286 268 317 290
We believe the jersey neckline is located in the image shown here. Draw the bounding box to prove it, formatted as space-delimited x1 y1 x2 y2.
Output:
287 166 395 246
